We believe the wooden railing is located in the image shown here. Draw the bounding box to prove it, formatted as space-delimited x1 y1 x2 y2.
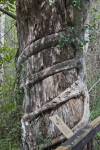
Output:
56 116 100 150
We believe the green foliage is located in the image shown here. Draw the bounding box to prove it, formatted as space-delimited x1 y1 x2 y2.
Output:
12 149 21 150
57 26 88 50
0 41 23 148
0 15 17 103
87 3 100 128
90 105 100 121
89 3 100 141
81 5 100 45
0 43 17 110
35 131 52 148
72 0 81 10
0 44 16 65
0 15 22 150
90 103 100 148
96 132 100 145
71 0 87 10
0 106 23 149
0 139 12 150
0 0 16 4
49 0 55 4
0 1 16 17
89 5 100 40
35 121 52 149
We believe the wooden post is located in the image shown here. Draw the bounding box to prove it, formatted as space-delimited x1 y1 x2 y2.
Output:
91 137 95 150
87 137 95 150
87 140 92 150
56 116 100 150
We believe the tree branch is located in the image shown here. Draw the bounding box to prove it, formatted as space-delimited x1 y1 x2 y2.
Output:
0 7 16 20
0 24 15 40
89 78 100 93
20 58 82 88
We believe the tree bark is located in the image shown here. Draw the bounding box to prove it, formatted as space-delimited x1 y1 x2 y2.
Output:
16 0 90 149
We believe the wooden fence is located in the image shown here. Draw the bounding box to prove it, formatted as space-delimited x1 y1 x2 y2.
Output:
56 116 100 150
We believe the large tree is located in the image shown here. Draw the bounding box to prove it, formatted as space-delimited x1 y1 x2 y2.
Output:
0 0 90 149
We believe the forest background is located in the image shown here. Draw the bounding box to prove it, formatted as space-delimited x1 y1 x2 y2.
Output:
0 0 100 150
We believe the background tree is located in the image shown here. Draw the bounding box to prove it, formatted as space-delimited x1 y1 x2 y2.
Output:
0 3 23 150
0 12 5 95
86 0 100 148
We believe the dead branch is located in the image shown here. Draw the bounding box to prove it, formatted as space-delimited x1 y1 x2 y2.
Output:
89 78 100 93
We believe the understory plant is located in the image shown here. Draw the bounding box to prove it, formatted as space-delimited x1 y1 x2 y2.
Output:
57 26 88 50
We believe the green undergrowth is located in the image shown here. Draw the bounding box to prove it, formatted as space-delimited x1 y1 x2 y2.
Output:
0 105 23 150
90 102 100 149
0 15 22 150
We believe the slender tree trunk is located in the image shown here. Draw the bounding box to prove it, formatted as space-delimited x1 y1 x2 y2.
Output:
16 0 90 149
0 13 5 94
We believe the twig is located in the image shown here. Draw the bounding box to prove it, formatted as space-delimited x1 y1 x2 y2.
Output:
0 7 16 20
0 24 15 40
89 78 100 93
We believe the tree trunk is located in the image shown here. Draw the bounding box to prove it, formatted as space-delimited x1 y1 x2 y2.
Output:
16 0 90 149
0 13 5 94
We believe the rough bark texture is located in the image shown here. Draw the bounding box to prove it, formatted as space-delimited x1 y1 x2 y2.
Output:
16 0 90 149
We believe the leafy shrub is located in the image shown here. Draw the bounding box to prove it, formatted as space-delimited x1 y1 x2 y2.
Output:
57 26 88 50
0 105 23 149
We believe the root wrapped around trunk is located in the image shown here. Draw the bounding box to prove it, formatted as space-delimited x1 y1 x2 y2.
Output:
21 80 90 149
20 58 82 88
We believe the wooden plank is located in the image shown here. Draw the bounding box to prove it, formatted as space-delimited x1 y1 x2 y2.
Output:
89 116 100 128
62 124 100 150
50 115 74 139
91 137 95 150
61 125 92 149
56 116 100 150
87 140 92 150
55 146 70 150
